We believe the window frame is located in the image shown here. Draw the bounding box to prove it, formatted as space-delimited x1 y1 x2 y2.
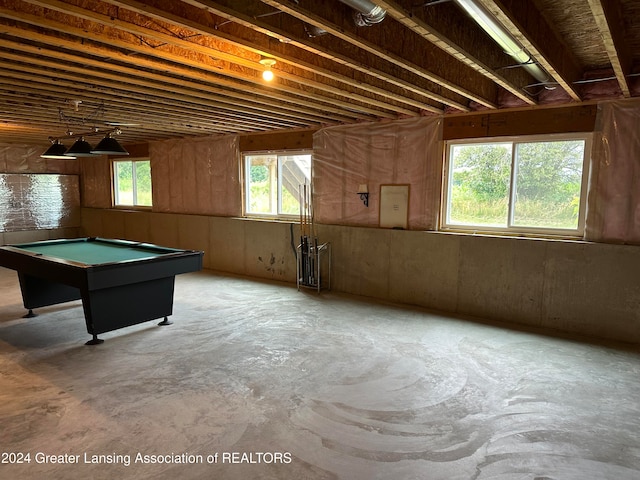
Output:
112 157 152 209
441 133 592 238
242 149 312 220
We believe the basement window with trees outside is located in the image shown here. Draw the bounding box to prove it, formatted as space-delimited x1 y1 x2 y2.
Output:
244 151 312 219
113 158 152 207
442 134 591 236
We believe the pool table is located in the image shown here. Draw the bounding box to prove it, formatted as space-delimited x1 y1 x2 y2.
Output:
0 237 203 344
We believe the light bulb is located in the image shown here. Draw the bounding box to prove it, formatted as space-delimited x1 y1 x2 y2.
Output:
259 57 276 81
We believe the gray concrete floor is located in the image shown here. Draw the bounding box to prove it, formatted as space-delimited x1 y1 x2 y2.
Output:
1 266 640 480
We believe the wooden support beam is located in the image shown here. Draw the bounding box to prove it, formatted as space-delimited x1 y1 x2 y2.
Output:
104 0 441 114
186 0 469 111
0 5 369 125
443 104 598 140
475 0 583 101
259 0 497 108
586 0 632 97
21 0 410 119
371 0 536 106
0 37 348 128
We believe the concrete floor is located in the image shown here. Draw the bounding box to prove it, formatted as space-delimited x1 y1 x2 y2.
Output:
1 267 640 480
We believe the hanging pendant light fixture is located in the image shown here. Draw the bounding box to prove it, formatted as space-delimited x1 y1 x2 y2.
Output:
41 101 131 158
41 139 75 159
64 137 94 156
259 57 276 81
91 132 129 155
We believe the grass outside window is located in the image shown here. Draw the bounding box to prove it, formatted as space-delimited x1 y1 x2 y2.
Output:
443 134 591 236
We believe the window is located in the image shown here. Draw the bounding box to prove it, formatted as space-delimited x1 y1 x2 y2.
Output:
244 151 312 218
113 158 152 207
443 134 591 236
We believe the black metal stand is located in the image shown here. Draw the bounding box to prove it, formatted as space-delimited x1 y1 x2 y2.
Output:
296 241 331 292
85 334 104 345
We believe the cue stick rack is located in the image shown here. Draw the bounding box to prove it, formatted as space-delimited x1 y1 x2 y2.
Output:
297 183 331 292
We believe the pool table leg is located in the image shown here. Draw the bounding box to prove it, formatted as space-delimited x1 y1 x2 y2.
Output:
157 316 173 326
85 334 104 345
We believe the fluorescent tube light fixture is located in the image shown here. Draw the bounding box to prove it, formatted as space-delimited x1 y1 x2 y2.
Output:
454 0 550 83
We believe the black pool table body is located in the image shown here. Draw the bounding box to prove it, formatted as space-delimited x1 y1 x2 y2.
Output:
0 237 203 344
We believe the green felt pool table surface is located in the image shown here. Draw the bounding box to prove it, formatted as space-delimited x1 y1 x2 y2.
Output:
15 238 179 265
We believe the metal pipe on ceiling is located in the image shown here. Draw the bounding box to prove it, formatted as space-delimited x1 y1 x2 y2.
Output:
338 0 387 26
304 0 387 37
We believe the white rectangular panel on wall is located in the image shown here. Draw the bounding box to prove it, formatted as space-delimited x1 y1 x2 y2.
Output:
379 184 409 229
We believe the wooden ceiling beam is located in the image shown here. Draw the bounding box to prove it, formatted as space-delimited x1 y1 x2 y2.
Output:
20 0 411 119
371 0 535 106
0 10 366 125
102 0 441 114
0 93 210 141
0 79 253 138
259 0 497 108
586 0 632 97
0 80 281 137
0 64 306 133
0 39 328 128
474 0 583 101
185 0 470 111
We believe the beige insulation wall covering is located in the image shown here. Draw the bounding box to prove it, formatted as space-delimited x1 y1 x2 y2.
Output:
79 155 111 208
312 116 443 230
149 134 240 216
586 99 640 244
0 144 78 175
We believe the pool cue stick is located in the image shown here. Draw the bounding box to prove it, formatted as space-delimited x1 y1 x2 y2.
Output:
300 184 306 284
308 187 313 285
303 184 311 285
308 183 315 285
299 184 303 283
300 183 309 285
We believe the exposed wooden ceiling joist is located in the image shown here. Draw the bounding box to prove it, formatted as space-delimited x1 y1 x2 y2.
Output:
183 0 461 111
474 0 584 101
370 0 537 106
260 0 499 108
17 0 400 119
586 0 632 97
104 0 443 115
0 0 636 147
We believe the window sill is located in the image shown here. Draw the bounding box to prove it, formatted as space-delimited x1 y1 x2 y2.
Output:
438 227 585 242
239 215 298 224
111 205 152 212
